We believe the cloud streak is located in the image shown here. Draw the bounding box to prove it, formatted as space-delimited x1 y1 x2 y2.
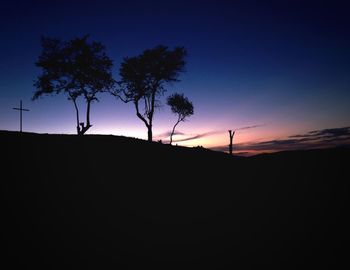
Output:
235 124 264 131
155 130 222 143
155 124 263 143
171 131 221 143
211 126 350 153
154 130 185 139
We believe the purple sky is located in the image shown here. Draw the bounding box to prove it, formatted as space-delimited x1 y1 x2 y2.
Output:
1 0 349 154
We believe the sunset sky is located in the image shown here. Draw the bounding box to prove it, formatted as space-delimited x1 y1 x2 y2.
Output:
1 0 349 154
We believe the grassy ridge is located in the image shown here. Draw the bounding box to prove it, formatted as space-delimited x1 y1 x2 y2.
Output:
1 131 348 268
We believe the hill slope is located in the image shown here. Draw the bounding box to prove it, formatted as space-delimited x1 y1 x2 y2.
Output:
1 131 349 269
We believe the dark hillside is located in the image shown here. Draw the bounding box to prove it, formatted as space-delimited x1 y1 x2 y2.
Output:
1 131 348 269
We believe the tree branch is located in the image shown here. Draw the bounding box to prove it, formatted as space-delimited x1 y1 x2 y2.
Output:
170 119 181 145
70 95 81 134
135 100 149 128
110 89 131 103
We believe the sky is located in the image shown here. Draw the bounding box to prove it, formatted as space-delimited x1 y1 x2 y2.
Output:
1 0 349 154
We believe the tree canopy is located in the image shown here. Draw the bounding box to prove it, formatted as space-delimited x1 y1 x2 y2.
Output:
33 35 115 135
167 93 194 144
116 45 187 141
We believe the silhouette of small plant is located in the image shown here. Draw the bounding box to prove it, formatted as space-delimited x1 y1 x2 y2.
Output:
167 93 194 144
33 35 115 135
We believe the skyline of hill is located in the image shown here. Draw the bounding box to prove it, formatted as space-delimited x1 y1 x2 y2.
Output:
1 131 348 268
1 127 349 156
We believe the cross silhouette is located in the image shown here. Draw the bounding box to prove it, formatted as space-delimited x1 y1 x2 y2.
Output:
13 100 30 132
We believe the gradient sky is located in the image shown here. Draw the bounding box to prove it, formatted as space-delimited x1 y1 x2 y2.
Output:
1 0 349 154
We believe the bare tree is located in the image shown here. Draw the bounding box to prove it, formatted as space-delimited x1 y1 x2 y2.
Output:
114 45 186 141
33 35 115 135
167 93 194 145
228 130 235 155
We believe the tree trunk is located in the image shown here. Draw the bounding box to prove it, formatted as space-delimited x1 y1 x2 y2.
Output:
81 99 92 134
170 120 180 145
86 99 91 128
229 130 235 155
72 98 81 135
229 144 233 155
76 99 93 135
136 113 152 141
147 126 152 142
147 89 157 142
135 101 152 141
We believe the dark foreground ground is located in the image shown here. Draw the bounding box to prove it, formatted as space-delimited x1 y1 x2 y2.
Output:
1 131 349 269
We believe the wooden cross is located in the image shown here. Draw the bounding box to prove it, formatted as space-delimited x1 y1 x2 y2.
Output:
13 100 30 132
228 130 235 155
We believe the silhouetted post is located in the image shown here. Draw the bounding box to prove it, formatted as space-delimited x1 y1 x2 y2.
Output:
13 100 29 132
228 130 235 155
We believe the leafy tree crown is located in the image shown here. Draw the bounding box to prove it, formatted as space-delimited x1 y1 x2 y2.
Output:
119 45 187 101
33 35 115 101
167 93 194 120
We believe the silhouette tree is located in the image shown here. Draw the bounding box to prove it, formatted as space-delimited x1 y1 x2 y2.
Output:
114 45 186 141
167 93 194 145
228 130 235 155
33 36 115 135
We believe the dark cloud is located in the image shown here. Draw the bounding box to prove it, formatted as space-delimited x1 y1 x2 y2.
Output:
171 131 221 143
154 130 185 139
156 131 222 143
289 127 350 139
211 126 350 153
155 124 263 143
236 124 264 131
